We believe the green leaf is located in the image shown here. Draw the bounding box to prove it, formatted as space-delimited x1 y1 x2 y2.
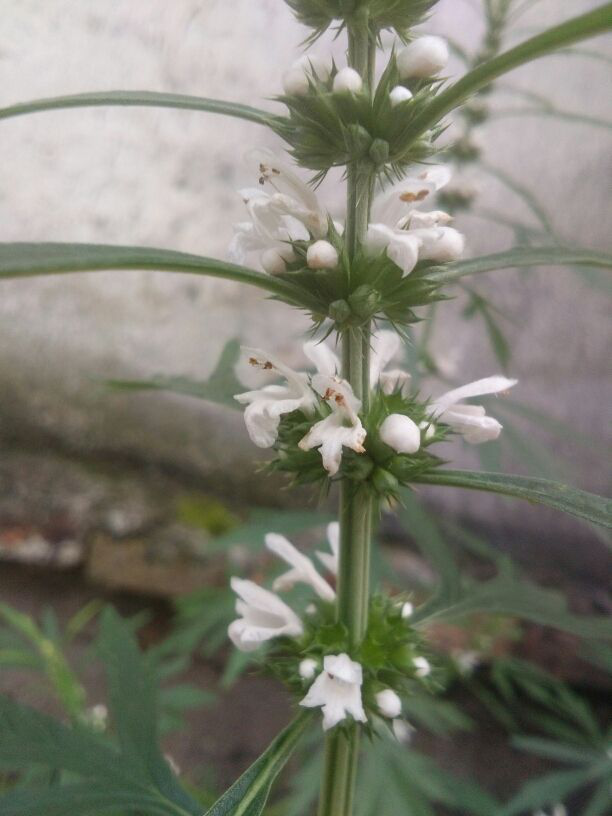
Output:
429 246 612 285
490 106 612 131
511 736 602 765
404 4 612 141
412 562 612 639
397 491 462 600
0 602 86 721
502 766 606 815
413 469 612 528
0 90 275 127
0 785 178 816
0 242 308 307
204 711 311 816
97 608 200 815
107 339 244 409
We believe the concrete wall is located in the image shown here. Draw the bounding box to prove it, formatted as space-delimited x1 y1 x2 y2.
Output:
0 1 610 554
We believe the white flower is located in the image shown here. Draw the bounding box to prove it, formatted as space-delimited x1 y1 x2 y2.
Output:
429 376 517 444
533 807 567 816
228 577 303 652
283 53 332 95
376 689 402 719
389 85 413 107
300 653 367 731
228 150 327 270
397 36 449 79
299 374 366 476
234 342 339 449
307 240 338 269
265 532 335 601
369 330 411 396
367 165 463 273
379 413 421 454
234 347 318 448
413 656 431 678
392 719 415 744
299 658 319 679
316 521 339 575
453 650 480 675
409 226 465 262
333 67 363 94
401 602 414 618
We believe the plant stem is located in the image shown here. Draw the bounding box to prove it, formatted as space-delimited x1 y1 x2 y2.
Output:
317 19 375 816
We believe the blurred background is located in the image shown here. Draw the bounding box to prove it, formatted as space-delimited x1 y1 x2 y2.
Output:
0 1 610 813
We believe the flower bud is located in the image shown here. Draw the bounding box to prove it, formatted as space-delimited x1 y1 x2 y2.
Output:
299 658 318 679
398 36 449 79
413 656 431 678
369 138 390 166
333 67 363 94
294 53 332 81
379 414 421 454
401 601 414 619
329 298 351 324
282 67 310 96
348 284 381 318
372 467 399 495
376 689 402 719
307 240 338 269
389 85 413 107
260 248 288 275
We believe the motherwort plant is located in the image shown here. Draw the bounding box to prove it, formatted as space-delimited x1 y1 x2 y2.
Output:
0 2 610 815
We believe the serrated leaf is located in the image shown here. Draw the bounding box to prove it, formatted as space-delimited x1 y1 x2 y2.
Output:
204 711 311 816
97 608 200 814
0 90 274 127
413 469 612 528
502 766 606 815
429 246 612 285
107 339 243 409
0 243 307 307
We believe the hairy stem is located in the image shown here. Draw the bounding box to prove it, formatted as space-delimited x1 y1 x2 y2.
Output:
317 20 375 816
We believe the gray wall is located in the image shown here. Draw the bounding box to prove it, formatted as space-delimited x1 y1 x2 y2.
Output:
0 1 610 553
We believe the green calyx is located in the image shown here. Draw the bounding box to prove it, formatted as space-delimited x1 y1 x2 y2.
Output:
275 226 448 331
265 593 435 733
267 389 446 496
284 0 439 43
271 55 442 180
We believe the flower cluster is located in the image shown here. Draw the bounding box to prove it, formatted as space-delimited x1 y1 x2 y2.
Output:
227 525 432 732
234 331 516 492
271 35 449 178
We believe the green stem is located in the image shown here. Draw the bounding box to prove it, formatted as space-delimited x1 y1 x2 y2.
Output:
317 20 375 816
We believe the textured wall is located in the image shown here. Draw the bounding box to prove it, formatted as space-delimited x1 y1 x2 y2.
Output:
0 1 610 550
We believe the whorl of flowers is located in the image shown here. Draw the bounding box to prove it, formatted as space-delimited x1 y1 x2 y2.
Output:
233 332 516 494
227 525 433 731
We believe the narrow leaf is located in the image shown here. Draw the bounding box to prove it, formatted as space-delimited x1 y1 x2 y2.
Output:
412 564 612 639
0 90 275 127
429 246 612 285
0 243 307 307
413 469 612 528
107 339 244 409
405 4 612 140
204 711 311 816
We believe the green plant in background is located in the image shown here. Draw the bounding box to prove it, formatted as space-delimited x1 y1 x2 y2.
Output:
0 1 611 816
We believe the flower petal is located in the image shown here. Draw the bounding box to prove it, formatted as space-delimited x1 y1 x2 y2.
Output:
265 532 335 601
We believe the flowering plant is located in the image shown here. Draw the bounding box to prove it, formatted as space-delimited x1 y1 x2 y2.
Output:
0 1 610 815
